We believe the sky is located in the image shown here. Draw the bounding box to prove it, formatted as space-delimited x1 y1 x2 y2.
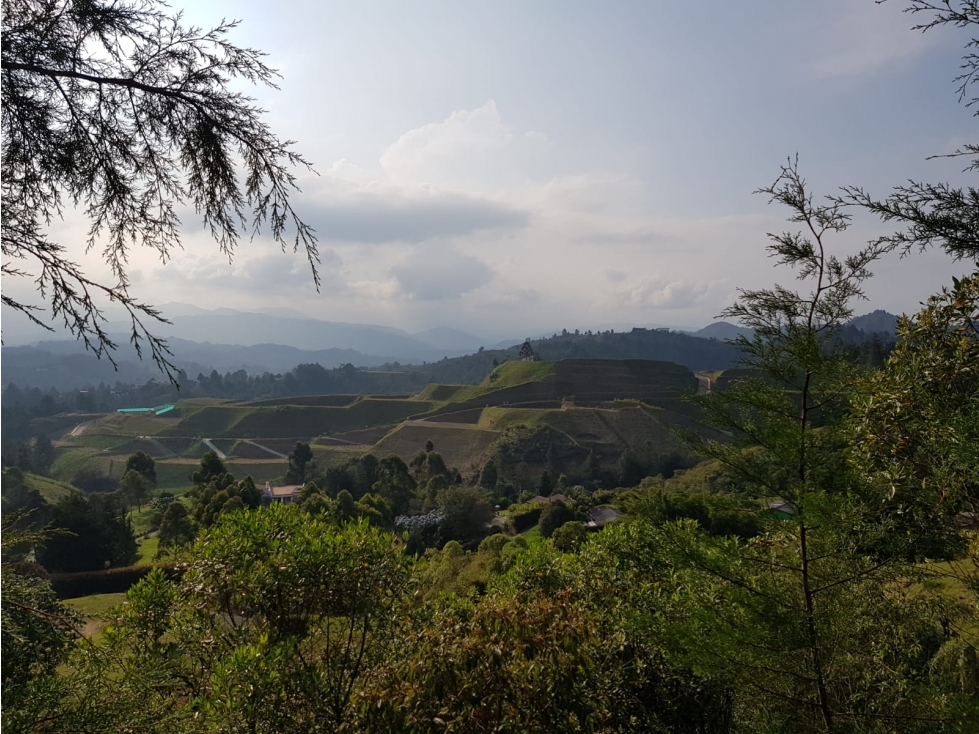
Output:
4 0 976 341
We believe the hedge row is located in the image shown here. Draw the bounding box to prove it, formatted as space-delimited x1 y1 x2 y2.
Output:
49 564 185 599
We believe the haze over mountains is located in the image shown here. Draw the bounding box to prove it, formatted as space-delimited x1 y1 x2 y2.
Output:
1 302 900 391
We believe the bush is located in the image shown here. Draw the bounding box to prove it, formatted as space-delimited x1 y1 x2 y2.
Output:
552 521 587 553
478 533 510 556
539 502 576 538
506 504 542 533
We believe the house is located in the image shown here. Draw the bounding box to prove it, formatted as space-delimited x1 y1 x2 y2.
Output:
528 494 568 505
767 500 797 519
261 481 303 504
586 506 624 530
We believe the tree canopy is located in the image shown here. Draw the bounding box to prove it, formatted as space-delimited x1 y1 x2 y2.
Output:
1 0 317 378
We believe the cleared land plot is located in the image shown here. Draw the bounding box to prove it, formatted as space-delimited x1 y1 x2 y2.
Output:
250 438 305 454
30 413 106 440
151 437 200 455
228 440 282 459
424 408 485 425
245 395 359 407
331 426 396 446
87 410 184 436
310 445 372 467
135 536 159 565
58 433 134 451
417 384 471 401
209 438 237 455
154 399 436 440
24 473 77 502
373 423 500 472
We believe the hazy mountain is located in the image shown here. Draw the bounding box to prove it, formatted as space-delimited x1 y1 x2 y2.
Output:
2 303 483 359
690 322 754 341
849 310 899 336
412 326 487 353
1 337 398 391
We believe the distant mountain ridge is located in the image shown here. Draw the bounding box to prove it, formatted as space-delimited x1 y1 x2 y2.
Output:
0 302 488 360
687 311 900 343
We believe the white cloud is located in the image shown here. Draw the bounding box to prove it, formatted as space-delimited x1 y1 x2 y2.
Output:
379 100 550 191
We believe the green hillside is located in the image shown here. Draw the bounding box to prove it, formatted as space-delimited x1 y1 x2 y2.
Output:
24 473 78 502
45 358 711 491
373 423 501 472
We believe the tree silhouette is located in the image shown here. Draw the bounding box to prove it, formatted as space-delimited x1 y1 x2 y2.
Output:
1 0 317 379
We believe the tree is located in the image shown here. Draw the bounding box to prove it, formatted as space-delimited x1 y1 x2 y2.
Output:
536 470 553 497
371 455 416 516
30 434 55 476
119 469 148 512
156 501 195 551
125 451 156 488
192 450 227 486
1 0 317 378
551 520 587 552
848 272 979 557
284 441 314 484
38 492 137 571
436 486 493 545
478 460 498 490
666 160 967 730
538 501 575 538
836 2 978 262
334 489 356 524
1 522 81 732
0 467 48 527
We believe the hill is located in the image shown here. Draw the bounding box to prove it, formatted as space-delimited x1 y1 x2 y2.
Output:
48 358 711 491
849 309 899 335
23 473 78 503
691 322 753 341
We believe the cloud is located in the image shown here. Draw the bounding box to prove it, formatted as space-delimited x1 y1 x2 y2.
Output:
379 100 550 191
391 247 494 301
619 277 728 310
301 185 528 244
154 249 342 291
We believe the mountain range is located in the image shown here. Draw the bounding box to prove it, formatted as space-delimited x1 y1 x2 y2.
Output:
1 304 900 391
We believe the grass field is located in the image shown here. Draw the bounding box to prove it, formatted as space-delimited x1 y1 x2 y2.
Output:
24 473 78 502
135 536 159 565
64 592 127 618
59 433 134 451
86 410 185 437
417 384 470 401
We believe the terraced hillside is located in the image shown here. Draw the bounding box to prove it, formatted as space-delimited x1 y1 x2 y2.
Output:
423 359 696 419
47 358 711 489
373 422 501 473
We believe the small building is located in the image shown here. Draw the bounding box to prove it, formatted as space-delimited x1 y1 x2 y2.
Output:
528 494 568 505
767 500 797 520
586 506 624 530
262 481 303 504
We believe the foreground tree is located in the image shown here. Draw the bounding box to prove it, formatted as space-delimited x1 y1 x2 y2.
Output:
1 0 317 377
848 273 979 553
837 1 978 261
670 160 973 731
95 507 410 733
